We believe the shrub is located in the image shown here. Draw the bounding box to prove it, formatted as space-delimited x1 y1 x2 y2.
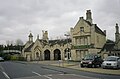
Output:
3 54 11 60
10 56 18 61
18 57 26 61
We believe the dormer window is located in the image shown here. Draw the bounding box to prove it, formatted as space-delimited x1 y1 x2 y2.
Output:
80 27 84 32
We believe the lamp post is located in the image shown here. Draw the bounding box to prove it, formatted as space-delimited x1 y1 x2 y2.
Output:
64 34 70 63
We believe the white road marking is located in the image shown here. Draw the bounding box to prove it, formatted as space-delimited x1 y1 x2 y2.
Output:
2 72 10 79
43 75 53 79
32 71 42 76
32 71 53 79
59 74 64 75
0 64 10 79
32 72 97 79
0 63 4 71
47 74 52 76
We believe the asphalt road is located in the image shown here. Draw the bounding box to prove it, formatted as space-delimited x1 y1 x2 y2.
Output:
0 61 120 79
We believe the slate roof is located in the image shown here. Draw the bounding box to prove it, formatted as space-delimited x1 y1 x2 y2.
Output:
94 25 106 36
38 39 48 46
24 43 34 52
85 20 92 26
24 38 72 52
49 38 72 46
100 40 115 52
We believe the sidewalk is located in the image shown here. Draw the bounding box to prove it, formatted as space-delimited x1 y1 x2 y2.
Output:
31 60 120 75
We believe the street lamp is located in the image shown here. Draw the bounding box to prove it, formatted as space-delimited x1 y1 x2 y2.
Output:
64 34 70 62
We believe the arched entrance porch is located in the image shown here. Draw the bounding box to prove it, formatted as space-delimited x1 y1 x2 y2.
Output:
54 49 61 60
44 50 50 60
34 47 42 61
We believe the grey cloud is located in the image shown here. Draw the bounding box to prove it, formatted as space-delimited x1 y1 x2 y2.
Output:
0 0 119 44
91 0 120 40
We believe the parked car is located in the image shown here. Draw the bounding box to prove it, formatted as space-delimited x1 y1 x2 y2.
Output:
0 57 4 62
102 56 120 69
80 54 103 68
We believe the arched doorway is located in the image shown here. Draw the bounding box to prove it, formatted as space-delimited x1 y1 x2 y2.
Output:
36 52 40 60
34 46 42 60
54 49 61 60
26 54 31 61
44 50 50 60
36 52 39 57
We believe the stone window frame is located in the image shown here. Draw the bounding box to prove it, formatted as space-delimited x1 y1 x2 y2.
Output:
80 27 84 32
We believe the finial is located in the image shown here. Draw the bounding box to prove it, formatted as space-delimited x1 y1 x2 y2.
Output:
28 30 33 37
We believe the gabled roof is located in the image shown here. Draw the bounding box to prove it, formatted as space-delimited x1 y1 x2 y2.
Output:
24 43 34 52
74 17 106 36
74 17 91 29
100 40 115 52
38 39 48 45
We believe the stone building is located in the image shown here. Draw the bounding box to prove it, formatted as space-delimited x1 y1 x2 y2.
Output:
22 31 72 61
101 23 120 58
70 10 106 61
22 10 106 61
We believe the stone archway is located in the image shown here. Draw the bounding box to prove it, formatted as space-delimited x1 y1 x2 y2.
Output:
34 51 42 60
35 52 40 60
36 52 39 58
26 54 31 61
54 49 61 60
44 50 50 60
34 46 42 61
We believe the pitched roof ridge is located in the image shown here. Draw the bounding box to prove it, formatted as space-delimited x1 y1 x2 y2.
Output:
94 24 106 36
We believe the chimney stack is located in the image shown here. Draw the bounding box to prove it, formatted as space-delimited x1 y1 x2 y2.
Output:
115 23 119 43
115 23 119 33
86 10 92 24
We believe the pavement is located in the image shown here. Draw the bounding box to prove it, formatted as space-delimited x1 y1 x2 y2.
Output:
30 60 120 75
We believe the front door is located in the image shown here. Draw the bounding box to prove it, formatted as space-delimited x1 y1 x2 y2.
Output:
54 49 61 60
44 50 50 60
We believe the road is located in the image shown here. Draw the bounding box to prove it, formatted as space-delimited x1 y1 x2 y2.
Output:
0 61 120 79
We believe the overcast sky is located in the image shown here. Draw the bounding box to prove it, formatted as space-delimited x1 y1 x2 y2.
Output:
0 0 120 45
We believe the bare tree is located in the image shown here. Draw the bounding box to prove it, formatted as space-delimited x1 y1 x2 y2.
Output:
6 40 10 46
15 39 24 46
6 40 14 46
